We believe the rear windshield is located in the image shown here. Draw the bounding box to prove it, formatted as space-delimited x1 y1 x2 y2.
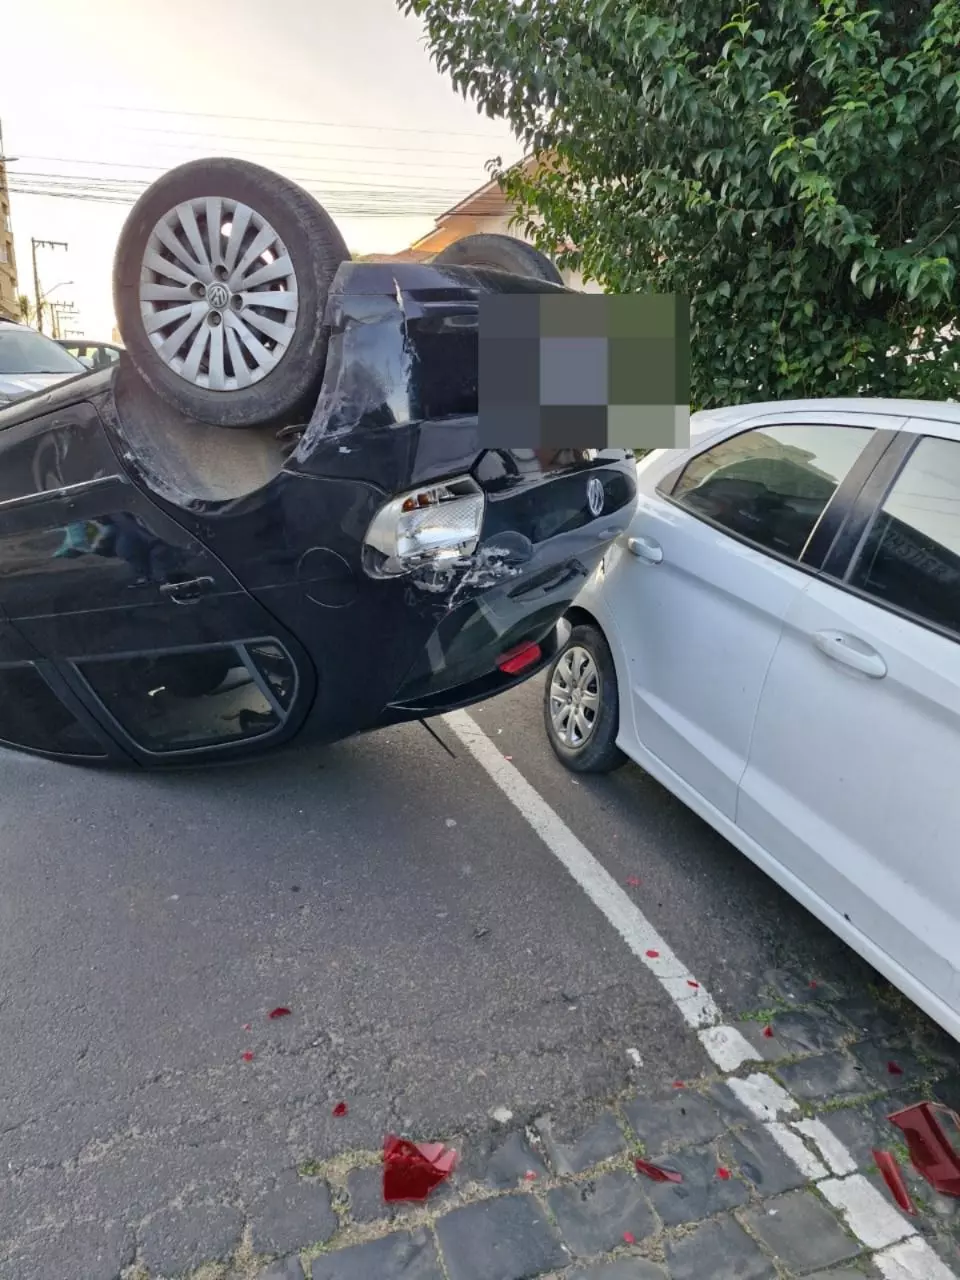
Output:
0 329 86 375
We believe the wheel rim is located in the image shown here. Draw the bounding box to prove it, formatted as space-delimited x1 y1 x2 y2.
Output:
549 645 601 749
139 197 299 393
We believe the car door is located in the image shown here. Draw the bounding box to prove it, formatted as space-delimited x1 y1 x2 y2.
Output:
0 398 314 762
606 412 902 818
737 423 960 1025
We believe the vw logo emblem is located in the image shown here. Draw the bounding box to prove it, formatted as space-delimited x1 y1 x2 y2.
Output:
586 475 605 517
206 282 230 309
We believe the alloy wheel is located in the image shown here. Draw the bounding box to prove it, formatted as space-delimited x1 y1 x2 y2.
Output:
139 197 299 392
549 644 601 749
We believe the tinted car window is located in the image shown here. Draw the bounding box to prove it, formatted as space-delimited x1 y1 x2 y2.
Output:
671 424 874 559
0 664 106 756
848 435 960 638
0 328 85 375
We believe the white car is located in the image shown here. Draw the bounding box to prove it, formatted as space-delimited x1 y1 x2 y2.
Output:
543 399 960 1042
0 319 86 403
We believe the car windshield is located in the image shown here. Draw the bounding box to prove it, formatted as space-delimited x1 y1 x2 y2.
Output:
0 329 86 375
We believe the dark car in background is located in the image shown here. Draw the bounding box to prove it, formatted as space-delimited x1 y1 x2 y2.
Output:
54 339 124 371
0 158 637 769
0 319 87 403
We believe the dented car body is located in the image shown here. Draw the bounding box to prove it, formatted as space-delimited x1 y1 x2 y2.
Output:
0 261 636 767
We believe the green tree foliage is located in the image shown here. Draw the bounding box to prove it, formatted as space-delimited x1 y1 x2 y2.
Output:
400 0 960 407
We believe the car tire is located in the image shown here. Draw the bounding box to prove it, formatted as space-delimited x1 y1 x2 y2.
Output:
113 157 350 429
433 233 564 285
543 623 627 774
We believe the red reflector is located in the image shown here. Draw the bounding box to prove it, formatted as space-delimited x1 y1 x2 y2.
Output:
497 641 542 675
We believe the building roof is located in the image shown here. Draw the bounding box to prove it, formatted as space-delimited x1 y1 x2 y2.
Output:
410 155 539 250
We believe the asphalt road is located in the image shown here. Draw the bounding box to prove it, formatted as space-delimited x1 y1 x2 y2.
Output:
0 669 905 1258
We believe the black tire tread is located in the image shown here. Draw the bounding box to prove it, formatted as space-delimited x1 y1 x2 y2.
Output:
434 233 564 285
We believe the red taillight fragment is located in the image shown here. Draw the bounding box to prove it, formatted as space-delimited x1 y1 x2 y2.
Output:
635 1156 683 1184
873 1148 917 1215
497 641 542 675
888 1101 960 1197
383 1135 458 1202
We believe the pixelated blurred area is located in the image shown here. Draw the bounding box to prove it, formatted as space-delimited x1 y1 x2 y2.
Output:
478 293 691 451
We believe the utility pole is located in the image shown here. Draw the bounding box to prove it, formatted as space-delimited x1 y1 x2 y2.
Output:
31 238 68 333
51 301 78 339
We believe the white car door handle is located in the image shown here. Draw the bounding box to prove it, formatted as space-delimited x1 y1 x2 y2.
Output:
813 630 887 678
627 535 663 564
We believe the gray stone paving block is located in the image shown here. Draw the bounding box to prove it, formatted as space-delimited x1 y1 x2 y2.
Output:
820 1099 907 1168
624 1090 725 1155
483 1131 550 1190
766 1009 852 1055
719 1125 810 1197
863 1164 960 1235
251 1180 338 1255
664 1215 776 1280
569 1262 667 1280
761 968 846 1007
741 1190 861 1271
347 1164 392 1223
536 1110 626 1175
259 1259 307 1280
708 1080 764 1127
776 1051 875 1100
832 997 906 1042
547 1170 657 1257
139 1202 244 1276
435 1193 567 1280
311 1228 444 1280
639 1144 749 1226
345 1162 456 1224
852 1039 936 1088
0 1220 133 1280
932 1074 960 1112
805 1271 878 1280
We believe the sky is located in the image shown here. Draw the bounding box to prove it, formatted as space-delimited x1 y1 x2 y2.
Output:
4 0 523 339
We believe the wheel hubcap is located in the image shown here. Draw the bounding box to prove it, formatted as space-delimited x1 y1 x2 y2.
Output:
549 645 601 749
139 197 300 393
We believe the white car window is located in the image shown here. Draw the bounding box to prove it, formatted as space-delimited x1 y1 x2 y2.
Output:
668 423 874 561
847 435 960 639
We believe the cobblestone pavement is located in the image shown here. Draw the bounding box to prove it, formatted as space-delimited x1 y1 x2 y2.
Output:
6 966 959 1280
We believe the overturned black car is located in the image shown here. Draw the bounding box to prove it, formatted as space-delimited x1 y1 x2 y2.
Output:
0 158 637 767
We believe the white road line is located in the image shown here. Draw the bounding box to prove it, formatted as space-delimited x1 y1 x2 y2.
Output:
792 1117 859 1176
445 710 959 1279
819 1175 916 1249
698 1025 764 1072
876 1237 960 1280
766 1121 829 1180
443 710 721 1029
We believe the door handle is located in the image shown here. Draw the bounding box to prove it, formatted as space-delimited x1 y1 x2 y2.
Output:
158 575 215 602
812 630 887 678
627 535 663 564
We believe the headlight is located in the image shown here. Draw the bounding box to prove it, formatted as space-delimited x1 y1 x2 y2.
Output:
363 476 485 578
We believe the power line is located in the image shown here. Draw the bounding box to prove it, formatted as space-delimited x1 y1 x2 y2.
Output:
12 169 471 196
113 124 505 159
6 180 454 218
84 103 507 140
17 153 495 180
